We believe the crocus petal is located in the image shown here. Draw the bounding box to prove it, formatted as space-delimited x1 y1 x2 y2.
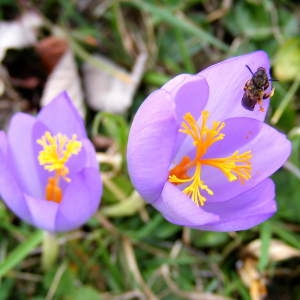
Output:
204 117 262 158
201 121 291 202
199 50 271 121
37 91 86 138
162 75 209 122
171 76 210 159
153 182 219 227
197 179 276 231
25 194 59 232
0 132 32 223
81 139 99 168
161 74 191 92
7 113 43 197
55 168 102 232
0 131 7 154
23 168 101 232
127 89 178 203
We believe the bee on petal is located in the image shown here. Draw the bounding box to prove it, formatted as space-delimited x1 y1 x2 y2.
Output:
242 65 275 112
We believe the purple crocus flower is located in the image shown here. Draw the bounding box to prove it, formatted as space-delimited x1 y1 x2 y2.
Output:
0 92 102 232
127 51 291 231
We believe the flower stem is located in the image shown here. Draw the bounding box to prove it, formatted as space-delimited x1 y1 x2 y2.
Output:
42 231 59 271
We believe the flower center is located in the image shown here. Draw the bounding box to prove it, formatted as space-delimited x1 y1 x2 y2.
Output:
168 111 252 206
37 131 82 203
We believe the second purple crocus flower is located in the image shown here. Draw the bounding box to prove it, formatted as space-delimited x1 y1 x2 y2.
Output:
0 92 102 232
127 51 291 231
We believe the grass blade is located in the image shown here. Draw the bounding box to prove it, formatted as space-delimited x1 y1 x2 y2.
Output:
0 230 43 277
123 0 229 51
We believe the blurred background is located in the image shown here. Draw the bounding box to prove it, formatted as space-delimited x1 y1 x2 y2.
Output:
0 1 300 299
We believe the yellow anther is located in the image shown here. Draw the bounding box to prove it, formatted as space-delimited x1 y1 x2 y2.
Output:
37 131 81 175
169 111 252 206
201 151 252 183
169 163 213 206
37 131 82 203
180 112 225 158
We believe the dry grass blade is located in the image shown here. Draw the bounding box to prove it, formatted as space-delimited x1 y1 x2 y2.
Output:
122 237 158 300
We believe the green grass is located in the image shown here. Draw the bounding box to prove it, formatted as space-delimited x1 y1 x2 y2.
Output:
0 0 300 299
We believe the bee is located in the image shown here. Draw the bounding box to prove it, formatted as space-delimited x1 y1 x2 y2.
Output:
242 65 275 112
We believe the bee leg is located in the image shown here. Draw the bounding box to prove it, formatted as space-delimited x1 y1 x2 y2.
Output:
257 99 265 112
263 87 275 99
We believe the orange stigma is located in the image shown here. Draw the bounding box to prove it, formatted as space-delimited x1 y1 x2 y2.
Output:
37 131 82 203
168 111 252 206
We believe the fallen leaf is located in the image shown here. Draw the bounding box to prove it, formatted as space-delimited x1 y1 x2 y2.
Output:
243 239 300 262
41 48 85 117
237 257 267 300
0 11 43 62
237 238 300 300
35 37 69 74
83 52 147 113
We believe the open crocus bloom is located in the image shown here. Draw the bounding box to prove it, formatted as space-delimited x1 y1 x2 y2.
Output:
0 92 102 232
127 51 291 231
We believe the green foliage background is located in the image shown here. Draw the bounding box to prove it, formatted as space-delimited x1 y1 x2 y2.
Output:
0 0 300 299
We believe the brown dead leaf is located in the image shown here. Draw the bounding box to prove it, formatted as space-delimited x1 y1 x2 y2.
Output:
237 257 267 300
237 239 300 300
35 37 69 74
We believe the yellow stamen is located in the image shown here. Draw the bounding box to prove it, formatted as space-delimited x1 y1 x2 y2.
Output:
168 111 252 206
37 131 82 203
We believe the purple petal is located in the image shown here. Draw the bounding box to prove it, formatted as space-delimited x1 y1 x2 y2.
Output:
55 168 102 232
162 75 209 122
170 76 210 159
199 50 271 121
22 168 101 232
197 179 276 231
0 131 7 153
201 121 291 202
161 74 191 92
204 117 262 158
37 91 86 138
7 113 43 197
127 89 178 203
81 139 99 168
0 132 32 223
25 194 58 232
153 182 219 227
